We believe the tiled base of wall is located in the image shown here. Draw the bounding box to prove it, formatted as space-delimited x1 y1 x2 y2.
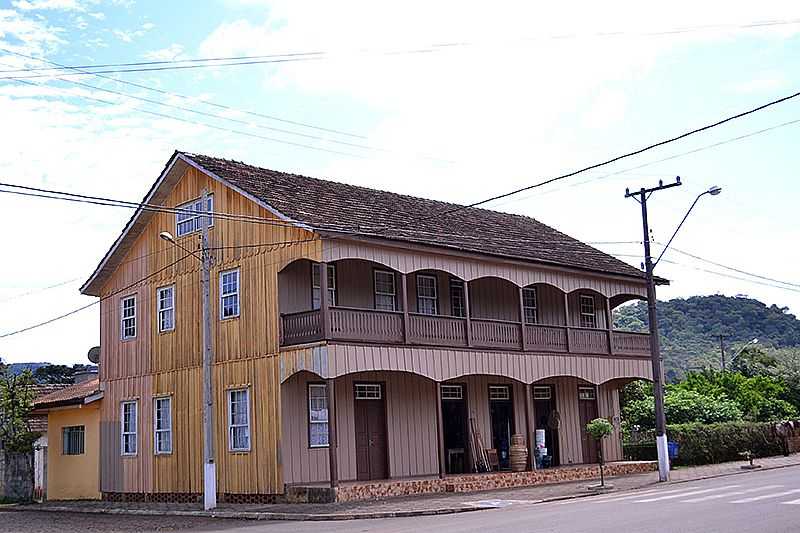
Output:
293 461 656 503
102 492 284 504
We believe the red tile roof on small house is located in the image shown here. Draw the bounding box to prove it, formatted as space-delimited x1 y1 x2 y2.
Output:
33 378 101 410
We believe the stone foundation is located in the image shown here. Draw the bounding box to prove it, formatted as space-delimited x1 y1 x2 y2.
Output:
102 492 284 504
292 461 656 503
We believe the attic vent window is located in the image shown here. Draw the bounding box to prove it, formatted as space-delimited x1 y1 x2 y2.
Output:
176 195 214 237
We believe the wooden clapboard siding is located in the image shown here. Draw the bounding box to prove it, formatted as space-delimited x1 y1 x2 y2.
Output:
98 165 321 382
597 382 624 462
567 291 608 329
551 376 584 465
469 278 519 322
280 344 652 386
324 239 648 299
281 371 439 484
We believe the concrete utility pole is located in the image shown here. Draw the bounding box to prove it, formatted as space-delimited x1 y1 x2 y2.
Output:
626 178 722 483
200 189 217 510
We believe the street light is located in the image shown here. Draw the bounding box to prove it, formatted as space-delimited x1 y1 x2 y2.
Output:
159 192 216 510
726 338 759 371
626 180 722 483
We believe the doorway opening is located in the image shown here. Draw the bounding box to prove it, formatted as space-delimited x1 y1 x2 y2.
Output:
533 384 560 467
489 384 515 470
440 383 468 474
354 382 388 481
578 385 599 464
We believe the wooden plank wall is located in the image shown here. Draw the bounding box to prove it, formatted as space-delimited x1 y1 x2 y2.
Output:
597 382 624 462
281 370 439 484
97 165 320 495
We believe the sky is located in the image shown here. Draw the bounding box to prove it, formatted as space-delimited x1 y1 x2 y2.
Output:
0 0 799 365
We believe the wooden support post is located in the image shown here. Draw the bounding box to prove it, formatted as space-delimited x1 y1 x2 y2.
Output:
604 298 613 355
524 383 535 470
320 262 331 340
400 273 409 344
563 293 571 352
519 287 528 351
326 378 338 488
435 383 446 479
464 280 473 347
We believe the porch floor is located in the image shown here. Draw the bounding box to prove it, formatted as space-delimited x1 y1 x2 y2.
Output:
286 461 656 503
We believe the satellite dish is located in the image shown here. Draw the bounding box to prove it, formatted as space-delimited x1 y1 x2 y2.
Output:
87 346 101 364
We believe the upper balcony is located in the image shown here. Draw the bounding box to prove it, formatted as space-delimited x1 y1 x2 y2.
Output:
278 258 650 358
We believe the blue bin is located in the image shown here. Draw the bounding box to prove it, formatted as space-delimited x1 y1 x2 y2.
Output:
668 441 679 460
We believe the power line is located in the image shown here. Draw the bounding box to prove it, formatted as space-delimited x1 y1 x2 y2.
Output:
390 87 800 229
2 17 799 78
0 50 449 164
0 278 80 304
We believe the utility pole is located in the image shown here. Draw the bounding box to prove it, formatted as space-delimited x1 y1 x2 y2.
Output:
718 334 727 372
200 189 216 510
626 177 682 483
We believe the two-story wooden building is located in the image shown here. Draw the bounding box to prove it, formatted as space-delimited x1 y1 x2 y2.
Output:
80 151 654 502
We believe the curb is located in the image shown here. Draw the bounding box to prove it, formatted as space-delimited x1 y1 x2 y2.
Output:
7 503 494 522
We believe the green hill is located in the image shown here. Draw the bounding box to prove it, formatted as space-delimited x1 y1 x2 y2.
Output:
613 295 800 381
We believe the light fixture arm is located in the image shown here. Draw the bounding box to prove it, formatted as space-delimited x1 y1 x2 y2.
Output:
653 187 720 269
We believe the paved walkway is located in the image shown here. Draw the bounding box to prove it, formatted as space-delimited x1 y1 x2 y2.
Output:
18 453 800 521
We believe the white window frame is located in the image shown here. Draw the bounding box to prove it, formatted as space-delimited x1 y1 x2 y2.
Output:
522 287 538 324
227 388 251 452
175 194 214 237
308 383 329 448
374 270 396 312
120 295 136 340
578 386 597 401
579 294 597 328
153 396 173 455
62 425 85 456
416 274 438 315
311 263 337 309
120 401 138 456
219 269 240 320
157 285 175 333
533 386 552 400
440 384 464 400
449 278 466 318
489 385 511 401
354 383 382 400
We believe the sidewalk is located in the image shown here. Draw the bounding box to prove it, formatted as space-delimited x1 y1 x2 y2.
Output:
16 453 800 521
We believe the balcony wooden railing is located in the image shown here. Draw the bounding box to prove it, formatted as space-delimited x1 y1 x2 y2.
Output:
281 307 651 357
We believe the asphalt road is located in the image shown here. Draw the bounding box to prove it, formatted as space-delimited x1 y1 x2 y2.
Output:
2 466 798 533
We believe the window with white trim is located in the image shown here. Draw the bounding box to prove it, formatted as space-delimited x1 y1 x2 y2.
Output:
489 385 511 401
440 384 463 400
449 278 466 318
416 274 438 315
62 426 85 455
578 386 596 401
374 270 396 311
220 269 240 319
522 287 538 324
228 389 250 452
579 295 597 328
354 383 382 400
308 383 329 448
121 401 138 456
533 386 552 400
311 263 337 309
176 195 214 237
120 296 136 340
153 397 172 454
157 285 175 332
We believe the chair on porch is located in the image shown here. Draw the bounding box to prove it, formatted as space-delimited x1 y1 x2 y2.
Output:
486 448 499 471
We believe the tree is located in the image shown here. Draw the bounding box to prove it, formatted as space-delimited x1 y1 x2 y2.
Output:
0 368 38 452
586 418 614 487
32 364 78 384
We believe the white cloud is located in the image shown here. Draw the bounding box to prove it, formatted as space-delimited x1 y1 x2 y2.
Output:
143 43 185 61
111 21 154 43
11 0 83 11
87 11 104 20
0 8 66 56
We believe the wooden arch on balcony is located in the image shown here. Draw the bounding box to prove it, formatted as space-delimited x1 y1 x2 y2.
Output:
279 344 653 386
322 239 648 298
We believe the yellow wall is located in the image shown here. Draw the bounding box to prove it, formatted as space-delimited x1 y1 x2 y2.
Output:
47 404 101 500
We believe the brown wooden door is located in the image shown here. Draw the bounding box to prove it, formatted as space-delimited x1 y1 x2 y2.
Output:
354 384 388 481
578 388 599 464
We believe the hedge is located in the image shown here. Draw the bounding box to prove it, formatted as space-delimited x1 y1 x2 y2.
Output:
623 421 786 466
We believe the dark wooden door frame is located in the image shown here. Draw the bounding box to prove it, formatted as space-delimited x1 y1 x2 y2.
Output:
578 385 599 464
353 381 389 481
440 381 469 474
488 383 515 470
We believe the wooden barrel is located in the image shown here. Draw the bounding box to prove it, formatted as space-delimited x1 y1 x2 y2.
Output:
509 434 528 472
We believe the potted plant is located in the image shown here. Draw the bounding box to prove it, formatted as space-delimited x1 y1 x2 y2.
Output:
586 418 614 488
